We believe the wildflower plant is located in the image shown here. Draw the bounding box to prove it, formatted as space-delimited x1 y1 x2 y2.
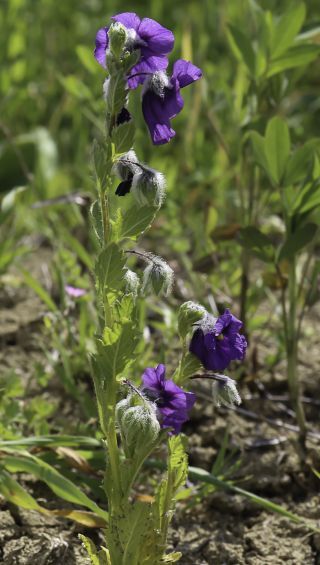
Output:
77 10 246 562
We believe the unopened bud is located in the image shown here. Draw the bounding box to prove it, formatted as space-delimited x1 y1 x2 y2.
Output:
108 22 127 59
178 301 207 339
124 269 140 296
116 394 160 457
113 150 139 180
131 168 166 208
142 256 174 296
211 375 241 408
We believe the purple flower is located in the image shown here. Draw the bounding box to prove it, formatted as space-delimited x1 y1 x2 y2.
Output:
189 309 247 372
142 59 202 145
94 12 174 89
142 364 196 434
65 285 86 298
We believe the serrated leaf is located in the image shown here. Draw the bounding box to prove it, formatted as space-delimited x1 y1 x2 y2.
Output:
270 3 306 59
239 226 275 262
95 242 126 291
168 435 188 492
267 44 320 77
97 324 139 378
90 200 104 243
122 50 141 73
112 120 135 155
121 204 157 239
107 74 127 115
278 223 317 261
119 502 151 565
265 117 290 185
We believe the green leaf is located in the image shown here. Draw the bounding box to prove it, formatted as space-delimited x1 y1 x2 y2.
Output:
0 435 101 449
79 535 110 565
107 74 127 115
250 131 268 172
97 324 139 378
120 502 151 565
0 468 44 511
175 352 202 382
2 453 108 522
146 460 320 533
292 180 320 216
228 24 256 76
187 466 320 533
162 553 182 563
60 228 94 271
76 46 102 74
284 143 315 186
168 435 188 492
90 199 104 244
20 269 57 312
265 117 291 185
121 205 157 239
0 468 106 528
270 3 306 58
95 242 126 291
239 226 274 262
278 223 317 261
112 120 135 155
267 44 320 77
59 75 92 100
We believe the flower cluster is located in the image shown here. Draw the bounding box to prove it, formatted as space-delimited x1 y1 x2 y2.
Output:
94 12 202 144
141 364 196 434
189 309 247 372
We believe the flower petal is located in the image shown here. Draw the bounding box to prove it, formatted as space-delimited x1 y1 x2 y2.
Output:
94 27 109 67
155 364 166 383
142 90 176 144
172 59 202 88
142 367 160 390
138 18 174 54
127 54 169 89
112 12 141 31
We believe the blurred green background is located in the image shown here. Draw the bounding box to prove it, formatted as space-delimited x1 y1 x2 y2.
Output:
1 0 320 320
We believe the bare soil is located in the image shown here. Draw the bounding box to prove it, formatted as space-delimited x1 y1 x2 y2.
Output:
1 251 320 564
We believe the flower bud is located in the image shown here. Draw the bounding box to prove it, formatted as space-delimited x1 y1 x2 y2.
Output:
124 269 140 297
178 301 207 339
142 256 174 296
131 167 166 208
108 22 127 59
116 394 160 457
211 375 241 408
113 150 139 180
